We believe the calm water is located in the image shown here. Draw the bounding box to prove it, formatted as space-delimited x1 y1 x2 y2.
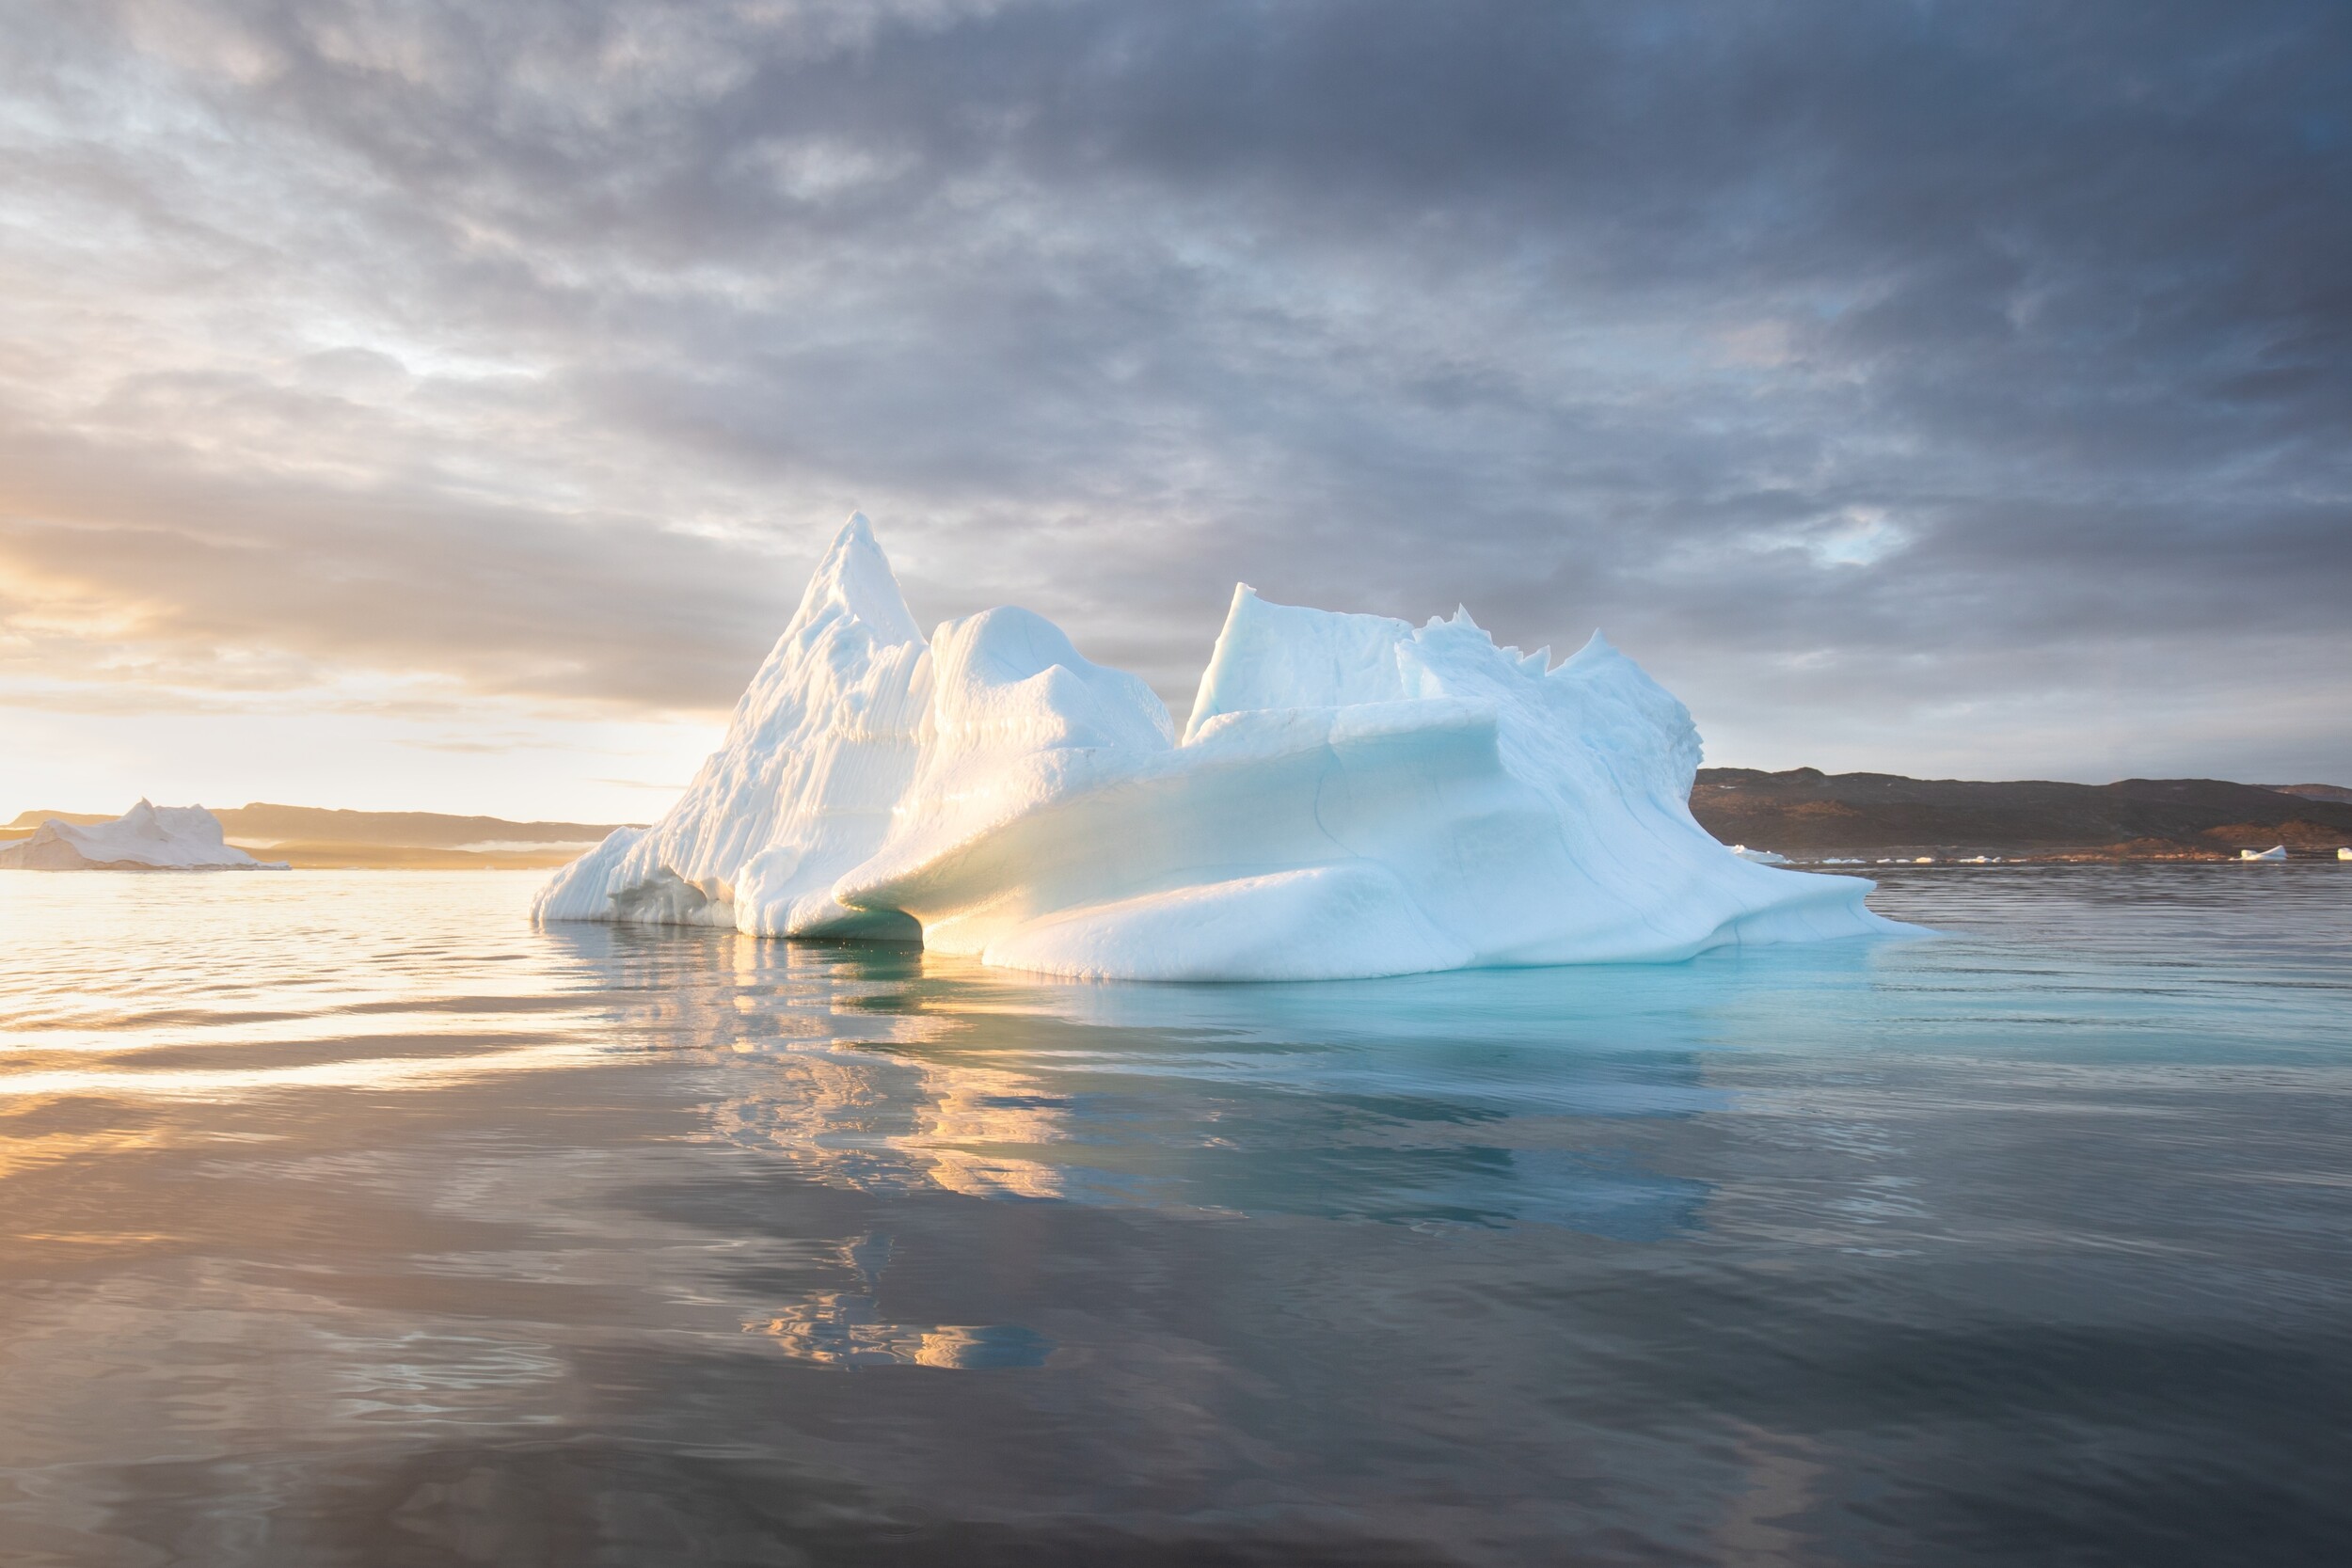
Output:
1 866 2347 1566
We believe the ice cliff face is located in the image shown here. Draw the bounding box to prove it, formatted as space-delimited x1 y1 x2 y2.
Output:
535 515 1899 979
0 801 287 871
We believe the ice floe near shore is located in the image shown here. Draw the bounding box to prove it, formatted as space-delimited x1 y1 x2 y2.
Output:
0 802 288 871
536 515 1899 979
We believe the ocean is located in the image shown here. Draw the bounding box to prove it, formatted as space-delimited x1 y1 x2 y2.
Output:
1 864 2345 1565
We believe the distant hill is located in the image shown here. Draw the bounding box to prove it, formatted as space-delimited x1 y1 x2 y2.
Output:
1691 770 2352 859
2265 783 2352 806
8 803 631 844
212 804 632 848
13 781 2348 866
3 803 637 868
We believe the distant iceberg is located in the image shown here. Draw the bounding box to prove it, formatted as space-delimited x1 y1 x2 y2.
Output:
536 515 1901 980
1727 845 1790 865
2241 846 2287 862
0 801 288 871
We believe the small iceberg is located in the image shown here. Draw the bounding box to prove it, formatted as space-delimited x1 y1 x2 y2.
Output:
2241 846 2287 862
2338 847 2350 862
1727 845 1790 865
0 801 289 871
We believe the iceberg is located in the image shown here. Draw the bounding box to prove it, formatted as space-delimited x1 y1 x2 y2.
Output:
536 515 1901 980
2241 845 2287 862
0 801 289 871
1727 845 1790 865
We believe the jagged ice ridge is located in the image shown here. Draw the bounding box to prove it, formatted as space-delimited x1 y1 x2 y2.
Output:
535 516 1899 979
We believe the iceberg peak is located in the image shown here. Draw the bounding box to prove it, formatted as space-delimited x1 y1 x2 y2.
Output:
789 510 923 650
537 517 1899 978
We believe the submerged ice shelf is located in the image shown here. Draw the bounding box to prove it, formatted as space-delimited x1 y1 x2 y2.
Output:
536 515 1899 979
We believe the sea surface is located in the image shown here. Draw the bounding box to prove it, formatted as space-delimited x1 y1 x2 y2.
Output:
0 865 2347 1566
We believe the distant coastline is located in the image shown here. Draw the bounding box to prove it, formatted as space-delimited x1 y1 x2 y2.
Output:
0 803 640 871
1691 771 2352 863
8 776 2346 869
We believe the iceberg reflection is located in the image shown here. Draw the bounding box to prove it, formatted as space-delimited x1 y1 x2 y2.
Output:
743 1234 1054 1369
543 925 1897 1236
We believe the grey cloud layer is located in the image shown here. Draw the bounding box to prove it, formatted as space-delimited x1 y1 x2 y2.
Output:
5 0 2347 777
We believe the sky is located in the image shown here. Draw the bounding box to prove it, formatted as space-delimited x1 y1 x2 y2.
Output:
3 0 2347 823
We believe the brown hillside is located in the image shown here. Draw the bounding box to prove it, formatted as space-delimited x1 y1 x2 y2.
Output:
1690 770 2352 859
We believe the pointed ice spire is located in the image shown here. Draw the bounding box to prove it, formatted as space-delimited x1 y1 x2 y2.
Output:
788 512 924 647
1553 629 1619 677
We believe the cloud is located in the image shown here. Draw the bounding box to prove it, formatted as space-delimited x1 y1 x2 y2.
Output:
3 0 2347 782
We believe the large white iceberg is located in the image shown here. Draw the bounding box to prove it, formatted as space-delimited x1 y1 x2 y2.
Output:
0 801 288 871
536 515 1899 979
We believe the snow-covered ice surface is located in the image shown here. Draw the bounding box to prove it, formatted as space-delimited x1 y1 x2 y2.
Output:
537 516 1901 979
0 801 287 871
